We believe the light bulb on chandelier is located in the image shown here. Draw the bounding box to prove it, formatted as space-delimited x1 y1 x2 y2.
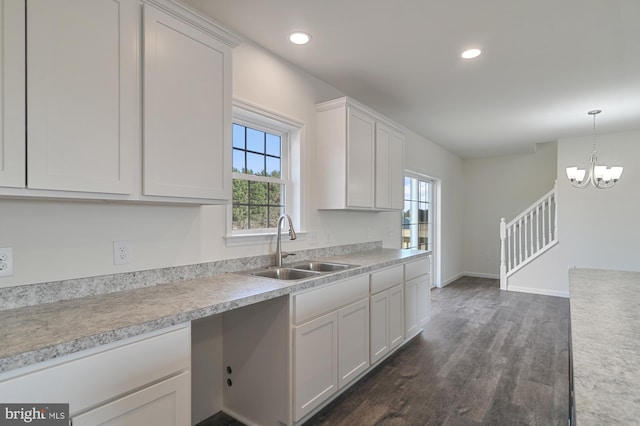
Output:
565 110 623 189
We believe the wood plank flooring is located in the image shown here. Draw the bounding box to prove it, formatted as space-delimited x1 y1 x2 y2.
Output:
198 276 570 426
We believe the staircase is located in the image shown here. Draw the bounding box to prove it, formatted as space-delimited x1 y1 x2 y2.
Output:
500 182 558 290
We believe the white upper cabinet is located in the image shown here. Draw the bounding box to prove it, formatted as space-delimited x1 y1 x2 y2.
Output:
375 122 404 210
143 3 232 200
27 0 137 194
316 97 404 211
0 0 239 203
0 0 25 188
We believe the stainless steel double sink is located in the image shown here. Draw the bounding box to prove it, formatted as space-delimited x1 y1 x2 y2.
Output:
245 261 358 280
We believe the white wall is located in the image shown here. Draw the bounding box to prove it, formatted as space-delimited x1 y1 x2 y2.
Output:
0 40 464 288
462 142 557 277
509 130 640 296
404 129 465 286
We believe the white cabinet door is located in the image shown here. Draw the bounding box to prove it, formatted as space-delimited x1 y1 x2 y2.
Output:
389 283 405 349
375 123 404 210
338 298 370 388
417 273 431 326
293 311 338 421
405 277 419 339
27 0 136 194
72 371 190 426
346 107 375 208
143 4 231 200
0 0 25 188
370 290 389 364
389 130 404 210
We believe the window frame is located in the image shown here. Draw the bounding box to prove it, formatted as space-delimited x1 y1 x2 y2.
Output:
402 172 434 251
225 100 303 245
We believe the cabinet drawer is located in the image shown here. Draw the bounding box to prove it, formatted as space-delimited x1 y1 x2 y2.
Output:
405 257 430 281
370 264 403 294
293 275 369 324
0 324 190 415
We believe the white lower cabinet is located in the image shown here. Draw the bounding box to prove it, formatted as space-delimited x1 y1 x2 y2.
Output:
0 324 191 424
370 265 405 365
292 274 369 422
338 298 370 388
405 257 432 339
293 311 339 421
72 371 190 426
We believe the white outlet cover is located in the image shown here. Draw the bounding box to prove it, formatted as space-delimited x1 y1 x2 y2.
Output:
113 240 132 265
0 247 14 277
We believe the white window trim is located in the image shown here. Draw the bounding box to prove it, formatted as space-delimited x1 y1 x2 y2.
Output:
225 99 304 247
404 170 440 287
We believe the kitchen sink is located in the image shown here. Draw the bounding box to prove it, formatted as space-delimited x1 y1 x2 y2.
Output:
289 261 356 272
245 261 358 281
251 268 321 280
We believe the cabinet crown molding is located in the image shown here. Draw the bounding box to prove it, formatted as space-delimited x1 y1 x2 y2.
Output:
316 96 405 134
143 0 242 47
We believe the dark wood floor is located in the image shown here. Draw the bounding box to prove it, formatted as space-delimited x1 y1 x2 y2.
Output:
199 276 570 426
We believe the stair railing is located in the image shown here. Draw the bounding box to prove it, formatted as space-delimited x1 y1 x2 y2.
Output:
500 182 557 290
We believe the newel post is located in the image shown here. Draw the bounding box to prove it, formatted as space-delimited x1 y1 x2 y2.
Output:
500 218 507 291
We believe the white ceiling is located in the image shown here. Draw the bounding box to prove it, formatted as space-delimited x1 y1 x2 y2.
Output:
183 0 640 158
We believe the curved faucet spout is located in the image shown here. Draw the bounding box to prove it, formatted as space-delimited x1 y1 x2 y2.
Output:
275 214 297 267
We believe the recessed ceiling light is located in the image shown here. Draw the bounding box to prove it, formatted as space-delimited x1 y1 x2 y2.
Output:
461 48 482 59
289 32 311 45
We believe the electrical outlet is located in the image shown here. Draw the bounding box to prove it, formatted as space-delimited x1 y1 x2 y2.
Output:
0 247 14 277
113 241 132 265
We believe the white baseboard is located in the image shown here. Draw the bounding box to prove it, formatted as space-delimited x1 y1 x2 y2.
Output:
440 272 464 287
507 285 569 298
463 271 500 280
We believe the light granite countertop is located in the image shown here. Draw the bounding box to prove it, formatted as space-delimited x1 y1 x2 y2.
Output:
0 247 427 374
569 268 640 425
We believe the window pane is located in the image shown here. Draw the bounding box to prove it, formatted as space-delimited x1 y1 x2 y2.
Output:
232 149 245 173
232 179 248 203
249 205 267 229
419 181 428 202
266 134 281 157
266 157 281 177
247 152 265 175
246 128 264 153
268 206 282 228
404 177 412 200
232 205 248 230
233 124 245 149
418 203 428 222
268 183 282 205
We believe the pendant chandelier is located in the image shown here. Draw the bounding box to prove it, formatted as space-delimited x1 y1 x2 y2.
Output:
566 110 623 189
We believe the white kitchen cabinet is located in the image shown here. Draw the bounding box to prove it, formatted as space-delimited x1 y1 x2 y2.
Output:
370 290 390 364
375 122 404 210
0 324 191 423
389 283 405 349
1 0 238 203
316 98 375 209
370 265 405 364
292 274 369 422
405 257 432 340
0 0 25 189
26 0 137 194
143 3 232 200
293 311 338 422
316 97 404 211
338 298 370 388
72 371 190 426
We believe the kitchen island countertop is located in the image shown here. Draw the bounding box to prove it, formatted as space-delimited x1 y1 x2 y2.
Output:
0 248 427 374
569 268 640 424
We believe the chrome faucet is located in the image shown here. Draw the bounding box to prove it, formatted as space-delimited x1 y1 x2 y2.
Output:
275 214 297 267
